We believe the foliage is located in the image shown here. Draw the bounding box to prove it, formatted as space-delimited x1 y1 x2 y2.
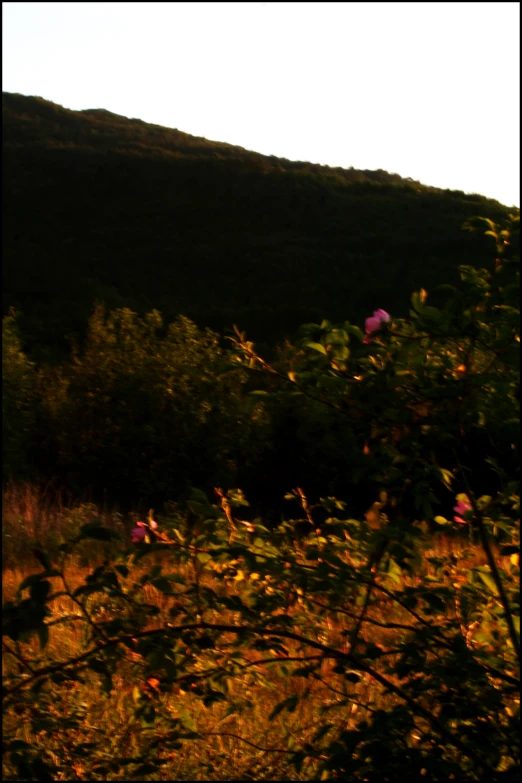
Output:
2 216 520 780
29 306 265 506
2 309 37 481
2 92 514 361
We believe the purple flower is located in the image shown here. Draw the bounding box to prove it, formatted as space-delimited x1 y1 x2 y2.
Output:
453 499 472 525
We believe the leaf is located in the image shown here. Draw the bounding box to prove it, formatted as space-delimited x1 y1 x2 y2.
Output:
434 516 450 525
475 567 500 596
30 580 51 603
500 545 520 557
268 694 299 721
439 468 454 490
78 523 120 542
132 764 159 777
325 329 348 345
151 577 175 594
343 324 364 341
196 552 212 564
422 305 442 322
305 342 327 355
38 623 49 650
141 704 156 724
179 708 197 732
18 571 59 593
411 291 425 313
331 345 349 361
31 549 52 570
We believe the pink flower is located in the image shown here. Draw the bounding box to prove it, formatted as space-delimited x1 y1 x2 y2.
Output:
453 499 472 525
131 526 147 544
373 309 391 323
365 316 383 334
364 309 391 339
136 519 158 530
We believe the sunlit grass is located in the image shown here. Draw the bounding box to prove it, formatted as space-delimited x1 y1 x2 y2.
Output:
2 485 518 780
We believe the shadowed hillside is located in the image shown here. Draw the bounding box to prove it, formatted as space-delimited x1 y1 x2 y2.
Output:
2 92 514 360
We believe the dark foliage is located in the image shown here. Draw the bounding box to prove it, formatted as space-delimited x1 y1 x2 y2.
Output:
2 92 511 362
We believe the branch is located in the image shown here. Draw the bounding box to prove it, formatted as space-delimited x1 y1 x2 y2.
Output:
203 731 301 755
454 453 520 666
2 621 495 774
3 640 35 674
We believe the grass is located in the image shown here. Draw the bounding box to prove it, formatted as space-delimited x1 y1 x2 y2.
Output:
2 483 519 780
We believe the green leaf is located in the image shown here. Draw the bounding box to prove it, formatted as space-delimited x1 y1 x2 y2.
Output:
439 468 454 490
475 568 500 596
411 290 426 313
422 305 442 322
331 345 349 361
305 342 327 355
325 329 348 345
343 323 364 341
179 708 197 732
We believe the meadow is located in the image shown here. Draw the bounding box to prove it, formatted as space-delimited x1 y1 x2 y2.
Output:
3 482 518 781
2 215 520 780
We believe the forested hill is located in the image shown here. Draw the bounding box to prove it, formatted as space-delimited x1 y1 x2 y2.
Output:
2 91 515 360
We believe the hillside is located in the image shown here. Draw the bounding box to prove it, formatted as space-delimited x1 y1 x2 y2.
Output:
2 92 515 360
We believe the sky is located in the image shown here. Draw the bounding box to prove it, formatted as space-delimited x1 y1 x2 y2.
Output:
2 1 520 207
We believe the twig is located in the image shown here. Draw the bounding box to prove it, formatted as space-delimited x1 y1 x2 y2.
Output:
3 640 35 674
202 731 298 755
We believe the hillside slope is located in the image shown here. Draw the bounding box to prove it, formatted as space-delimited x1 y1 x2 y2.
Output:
2 92 514 359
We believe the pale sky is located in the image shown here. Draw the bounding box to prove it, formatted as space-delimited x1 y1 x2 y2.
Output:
3 1 520 206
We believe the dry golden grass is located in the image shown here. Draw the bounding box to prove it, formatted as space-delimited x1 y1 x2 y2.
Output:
2 484 517 780
2 552 411 780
